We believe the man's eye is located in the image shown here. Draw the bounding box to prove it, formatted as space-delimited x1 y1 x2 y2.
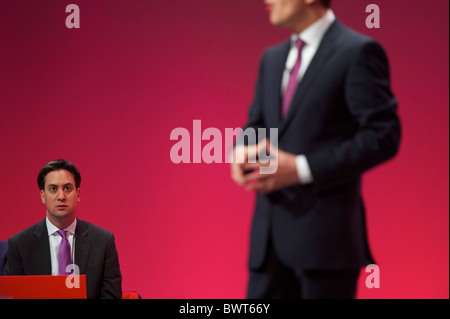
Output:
49 187 56 192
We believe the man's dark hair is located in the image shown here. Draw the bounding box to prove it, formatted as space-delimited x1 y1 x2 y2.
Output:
320 0 331 8
37 159 81 190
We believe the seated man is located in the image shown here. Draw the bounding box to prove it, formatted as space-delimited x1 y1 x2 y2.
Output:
5 159 122 299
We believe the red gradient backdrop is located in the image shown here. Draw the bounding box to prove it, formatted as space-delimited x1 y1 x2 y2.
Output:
0 0 448 299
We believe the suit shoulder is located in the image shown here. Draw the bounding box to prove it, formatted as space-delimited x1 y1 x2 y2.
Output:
334 22 384 51
8 220 44 244
77 219 114 238
330 21 389 64
256 38 290 64
266 38 290 52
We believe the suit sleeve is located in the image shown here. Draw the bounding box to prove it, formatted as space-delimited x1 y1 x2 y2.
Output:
98 233 122 299
306 41 401 189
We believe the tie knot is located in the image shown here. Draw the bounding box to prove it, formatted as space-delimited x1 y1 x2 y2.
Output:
296 38 305 50
57 230 67 238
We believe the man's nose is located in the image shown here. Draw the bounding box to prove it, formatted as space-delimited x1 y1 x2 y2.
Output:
57 189 66 200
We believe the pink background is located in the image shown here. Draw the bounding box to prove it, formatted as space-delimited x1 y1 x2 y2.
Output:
0 0 448 299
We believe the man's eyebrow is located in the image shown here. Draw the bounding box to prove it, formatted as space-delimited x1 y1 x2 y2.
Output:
47 183 74 188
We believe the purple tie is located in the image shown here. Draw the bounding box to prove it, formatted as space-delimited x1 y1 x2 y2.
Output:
57 230 72 275
282 38 305 118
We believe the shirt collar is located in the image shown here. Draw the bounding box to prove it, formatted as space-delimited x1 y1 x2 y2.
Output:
291 9 336 48
46 217 77 236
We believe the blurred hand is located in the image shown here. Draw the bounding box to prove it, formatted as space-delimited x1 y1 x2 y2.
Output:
230 139 300 194
230 143 261 187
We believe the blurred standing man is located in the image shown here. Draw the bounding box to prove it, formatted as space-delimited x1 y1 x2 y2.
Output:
5 159 122 299
231 0 401 298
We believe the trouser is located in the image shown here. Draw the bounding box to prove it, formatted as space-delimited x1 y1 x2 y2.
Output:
247 238 361 299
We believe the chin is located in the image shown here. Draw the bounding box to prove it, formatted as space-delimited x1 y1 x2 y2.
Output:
270 19 282 27
270 17 289 28
50 211 73 219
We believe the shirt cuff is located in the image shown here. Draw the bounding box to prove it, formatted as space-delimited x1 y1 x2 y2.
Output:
295 155 314 185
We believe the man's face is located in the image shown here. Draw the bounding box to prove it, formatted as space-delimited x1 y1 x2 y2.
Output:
40 169 80 223
265 0 307 29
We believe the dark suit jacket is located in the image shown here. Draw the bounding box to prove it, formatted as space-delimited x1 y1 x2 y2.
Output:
244 20 401 270
0 241 7 276
5 219 122 299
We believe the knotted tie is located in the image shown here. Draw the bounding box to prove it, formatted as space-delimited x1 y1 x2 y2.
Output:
282 38 305 117
57 230 72 275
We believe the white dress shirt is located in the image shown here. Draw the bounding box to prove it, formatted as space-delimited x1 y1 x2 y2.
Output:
46 217 77 275
282 9 336 184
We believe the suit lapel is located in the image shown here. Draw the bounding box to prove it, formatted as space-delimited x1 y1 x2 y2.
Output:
32 219 52 275
74 219 90 274
266 41 290 131
279 21 340 136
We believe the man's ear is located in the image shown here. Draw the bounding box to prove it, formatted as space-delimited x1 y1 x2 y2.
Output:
40 189 45 204
76 188 81 202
